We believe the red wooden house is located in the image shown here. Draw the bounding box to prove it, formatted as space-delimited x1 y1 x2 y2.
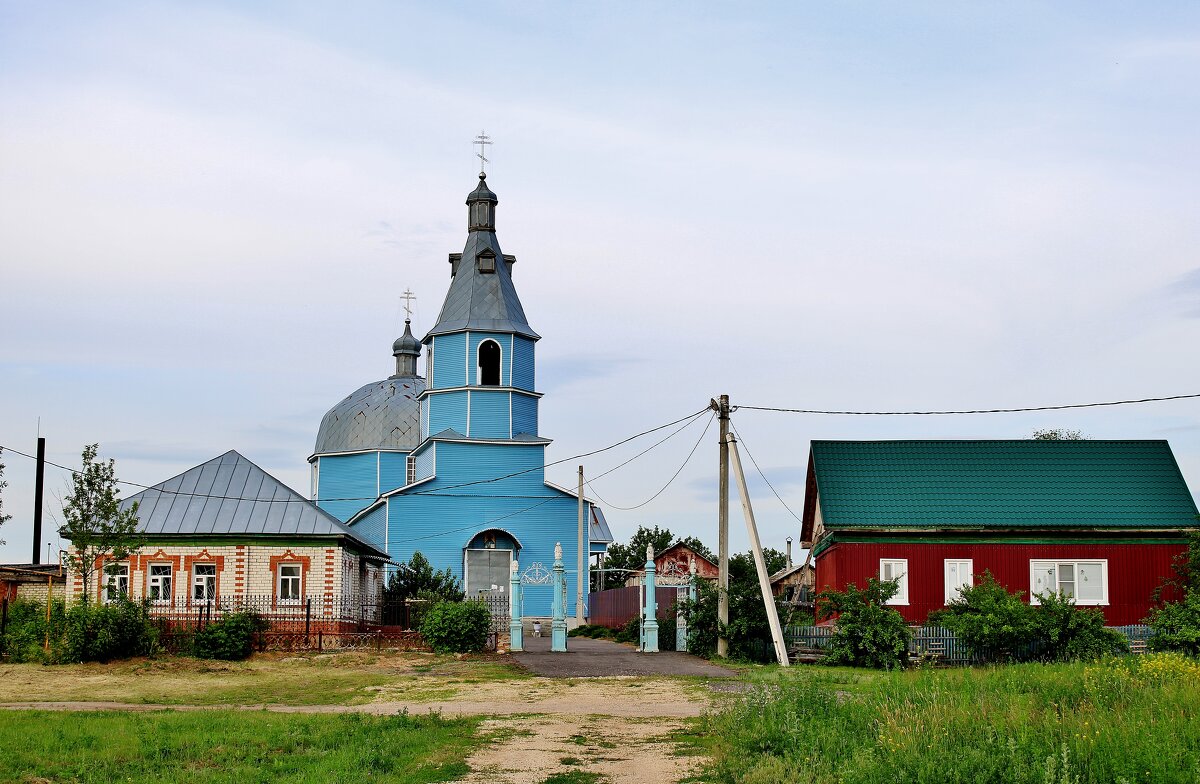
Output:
799 440 1199 625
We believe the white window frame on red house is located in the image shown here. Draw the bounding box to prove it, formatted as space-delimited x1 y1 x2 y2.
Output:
879 559 908 605
944 559 973 603
277 563 303 603
147 563 173 604
1029 559 1108 606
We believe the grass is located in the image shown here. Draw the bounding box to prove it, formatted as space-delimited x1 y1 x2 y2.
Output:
540 772 607 784
0 709 480 783
698 653 1200 784
0 651 527 706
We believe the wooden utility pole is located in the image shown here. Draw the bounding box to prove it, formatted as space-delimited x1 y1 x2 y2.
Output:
727 432 790 666
577 465 586 621
713 395 731 658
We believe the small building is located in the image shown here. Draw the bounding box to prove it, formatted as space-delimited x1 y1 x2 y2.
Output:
770 561 815 605
63 450 391 609
800 440 1200 625
624 540 718 586
1 563 65 604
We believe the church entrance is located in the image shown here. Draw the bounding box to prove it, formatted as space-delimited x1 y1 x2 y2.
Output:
465 548 513 597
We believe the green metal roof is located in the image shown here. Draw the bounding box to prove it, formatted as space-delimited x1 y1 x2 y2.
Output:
807 440 1199 532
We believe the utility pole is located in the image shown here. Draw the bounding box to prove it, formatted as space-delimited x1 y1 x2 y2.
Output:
32 437 45 564
727 431 790 666
713 395 731 658
577 465 586 622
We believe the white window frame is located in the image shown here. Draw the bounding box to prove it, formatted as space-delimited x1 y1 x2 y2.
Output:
192 563 217 602
879 558 908 605
148 563 173 604
1029 559 1108 606
476 339 503 386
104 563 129 603
277 563 303 603
944 559 973 603
406 455 417 485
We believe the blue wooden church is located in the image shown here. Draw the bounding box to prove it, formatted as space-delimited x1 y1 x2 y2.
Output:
309 172 612 618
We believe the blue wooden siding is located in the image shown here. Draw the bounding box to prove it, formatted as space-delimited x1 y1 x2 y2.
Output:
511 394 538 437
469 390 511 439
420 396 429 439
414 445 435 482
468 332 513 386
431 333 467 388
317 452 378 522
379 452 408 493
427 390 468 435
351 504 387 552
512 337 535 390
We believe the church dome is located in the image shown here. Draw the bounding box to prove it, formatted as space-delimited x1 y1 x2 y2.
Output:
313 375 426 454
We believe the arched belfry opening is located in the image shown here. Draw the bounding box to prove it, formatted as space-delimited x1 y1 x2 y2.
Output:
478 340 501 385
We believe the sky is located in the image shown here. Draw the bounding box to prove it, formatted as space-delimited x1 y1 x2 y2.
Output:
1 1 1198 565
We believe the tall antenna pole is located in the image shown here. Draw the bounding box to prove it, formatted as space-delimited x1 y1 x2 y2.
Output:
713 395 730 658
32 437 45 564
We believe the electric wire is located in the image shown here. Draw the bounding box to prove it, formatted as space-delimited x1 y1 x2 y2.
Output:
729 420 804 526
583 412 715 510
734 392 1200 416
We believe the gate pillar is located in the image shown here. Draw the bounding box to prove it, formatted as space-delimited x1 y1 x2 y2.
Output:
551 542 568 652
643 543 659 653
677 557 696 652
509 559 523 652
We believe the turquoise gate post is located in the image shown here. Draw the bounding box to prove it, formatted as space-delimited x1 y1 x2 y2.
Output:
509 559 523 652
677 557 696 652
551 542 568 652
643 543 659 653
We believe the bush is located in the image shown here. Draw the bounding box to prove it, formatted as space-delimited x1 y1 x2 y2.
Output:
567 624 613 639
930 571 1040 660
64 598 158 663
680 577 789 661
0 599 69 663
614 615 640 644
816 577 911 669
193 611 268 660
1146 590 1200 654
1033 591 1128 661
419 600 491 653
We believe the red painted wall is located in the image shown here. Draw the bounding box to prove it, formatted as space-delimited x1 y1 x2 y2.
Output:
814 541 1185 625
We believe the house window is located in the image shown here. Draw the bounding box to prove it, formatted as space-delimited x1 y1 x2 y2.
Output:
278 564 302 602
104 564 129 602
193 564 217 601
477 340 501 386
1030 560 1107 605
944 559 973 603
879 559 908 605
148 564 173 603
406 455 417 485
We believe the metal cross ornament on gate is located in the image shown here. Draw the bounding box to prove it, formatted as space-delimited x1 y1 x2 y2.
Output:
520 562 552 585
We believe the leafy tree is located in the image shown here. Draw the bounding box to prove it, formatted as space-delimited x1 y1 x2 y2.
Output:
680 548 794 661
816 576 911 669
60 445 143 605
601 525 674 585
0 447 9 544
1146 533 1200 654
1032 429 1086 440
929 571 1039 660
384 551 463 604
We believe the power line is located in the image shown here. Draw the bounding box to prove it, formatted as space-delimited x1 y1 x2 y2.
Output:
585 410 710 484
0 405 712 506
735 392 1200 416
729 420 804 526
584 413 715 511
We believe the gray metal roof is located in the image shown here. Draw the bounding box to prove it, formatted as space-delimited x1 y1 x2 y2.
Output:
314 375 426 455
424 177 539 340
590 507 614 544
111 450 389 559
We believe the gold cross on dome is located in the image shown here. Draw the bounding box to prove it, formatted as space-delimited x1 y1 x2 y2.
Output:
400 289 416 320
474 131 492 174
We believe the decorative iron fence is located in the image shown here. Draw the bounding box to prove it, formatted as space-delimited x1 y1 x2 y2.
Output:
144 595 431 635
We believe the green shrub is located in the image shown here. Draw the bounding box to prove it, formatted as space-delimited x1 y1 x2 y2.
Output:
419 600 491 653
1032 591 1128 661
567 624 613 639
193 611 268 660
0 599 69 663
1146 590 1200 654
614 615 641 645
930 571 1040 660
816 576 911 669
64 598 158 663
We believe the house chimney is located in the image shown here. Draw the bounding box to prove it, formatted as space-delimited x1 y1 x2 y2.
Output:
786 537 793 568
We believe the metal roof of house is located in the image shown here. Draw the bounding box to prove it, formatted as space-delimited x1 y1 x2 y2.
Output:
424 175 539 340
313 375 425 455
802 440 1200 537
591 506 614 544
112 450 389 559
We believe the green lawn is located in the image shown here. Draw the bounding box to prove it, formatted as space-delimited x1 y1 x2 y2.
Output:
697 653 1200 784
0 709 480 783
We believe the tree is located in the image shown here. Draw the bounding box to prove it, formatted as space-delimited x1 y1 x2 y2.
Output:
1032 429 1085 440
60 444 143 605
0 448 9 544
384 551 463 604
1146 532 1200 654
601 525 674 584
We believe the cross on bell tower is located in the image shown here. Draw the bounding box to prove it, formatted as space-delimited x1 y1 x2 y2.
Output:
474 132 492 175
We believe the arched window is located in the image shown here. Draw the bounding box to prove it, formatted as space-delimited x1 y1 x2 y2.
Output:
477 340 501 386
